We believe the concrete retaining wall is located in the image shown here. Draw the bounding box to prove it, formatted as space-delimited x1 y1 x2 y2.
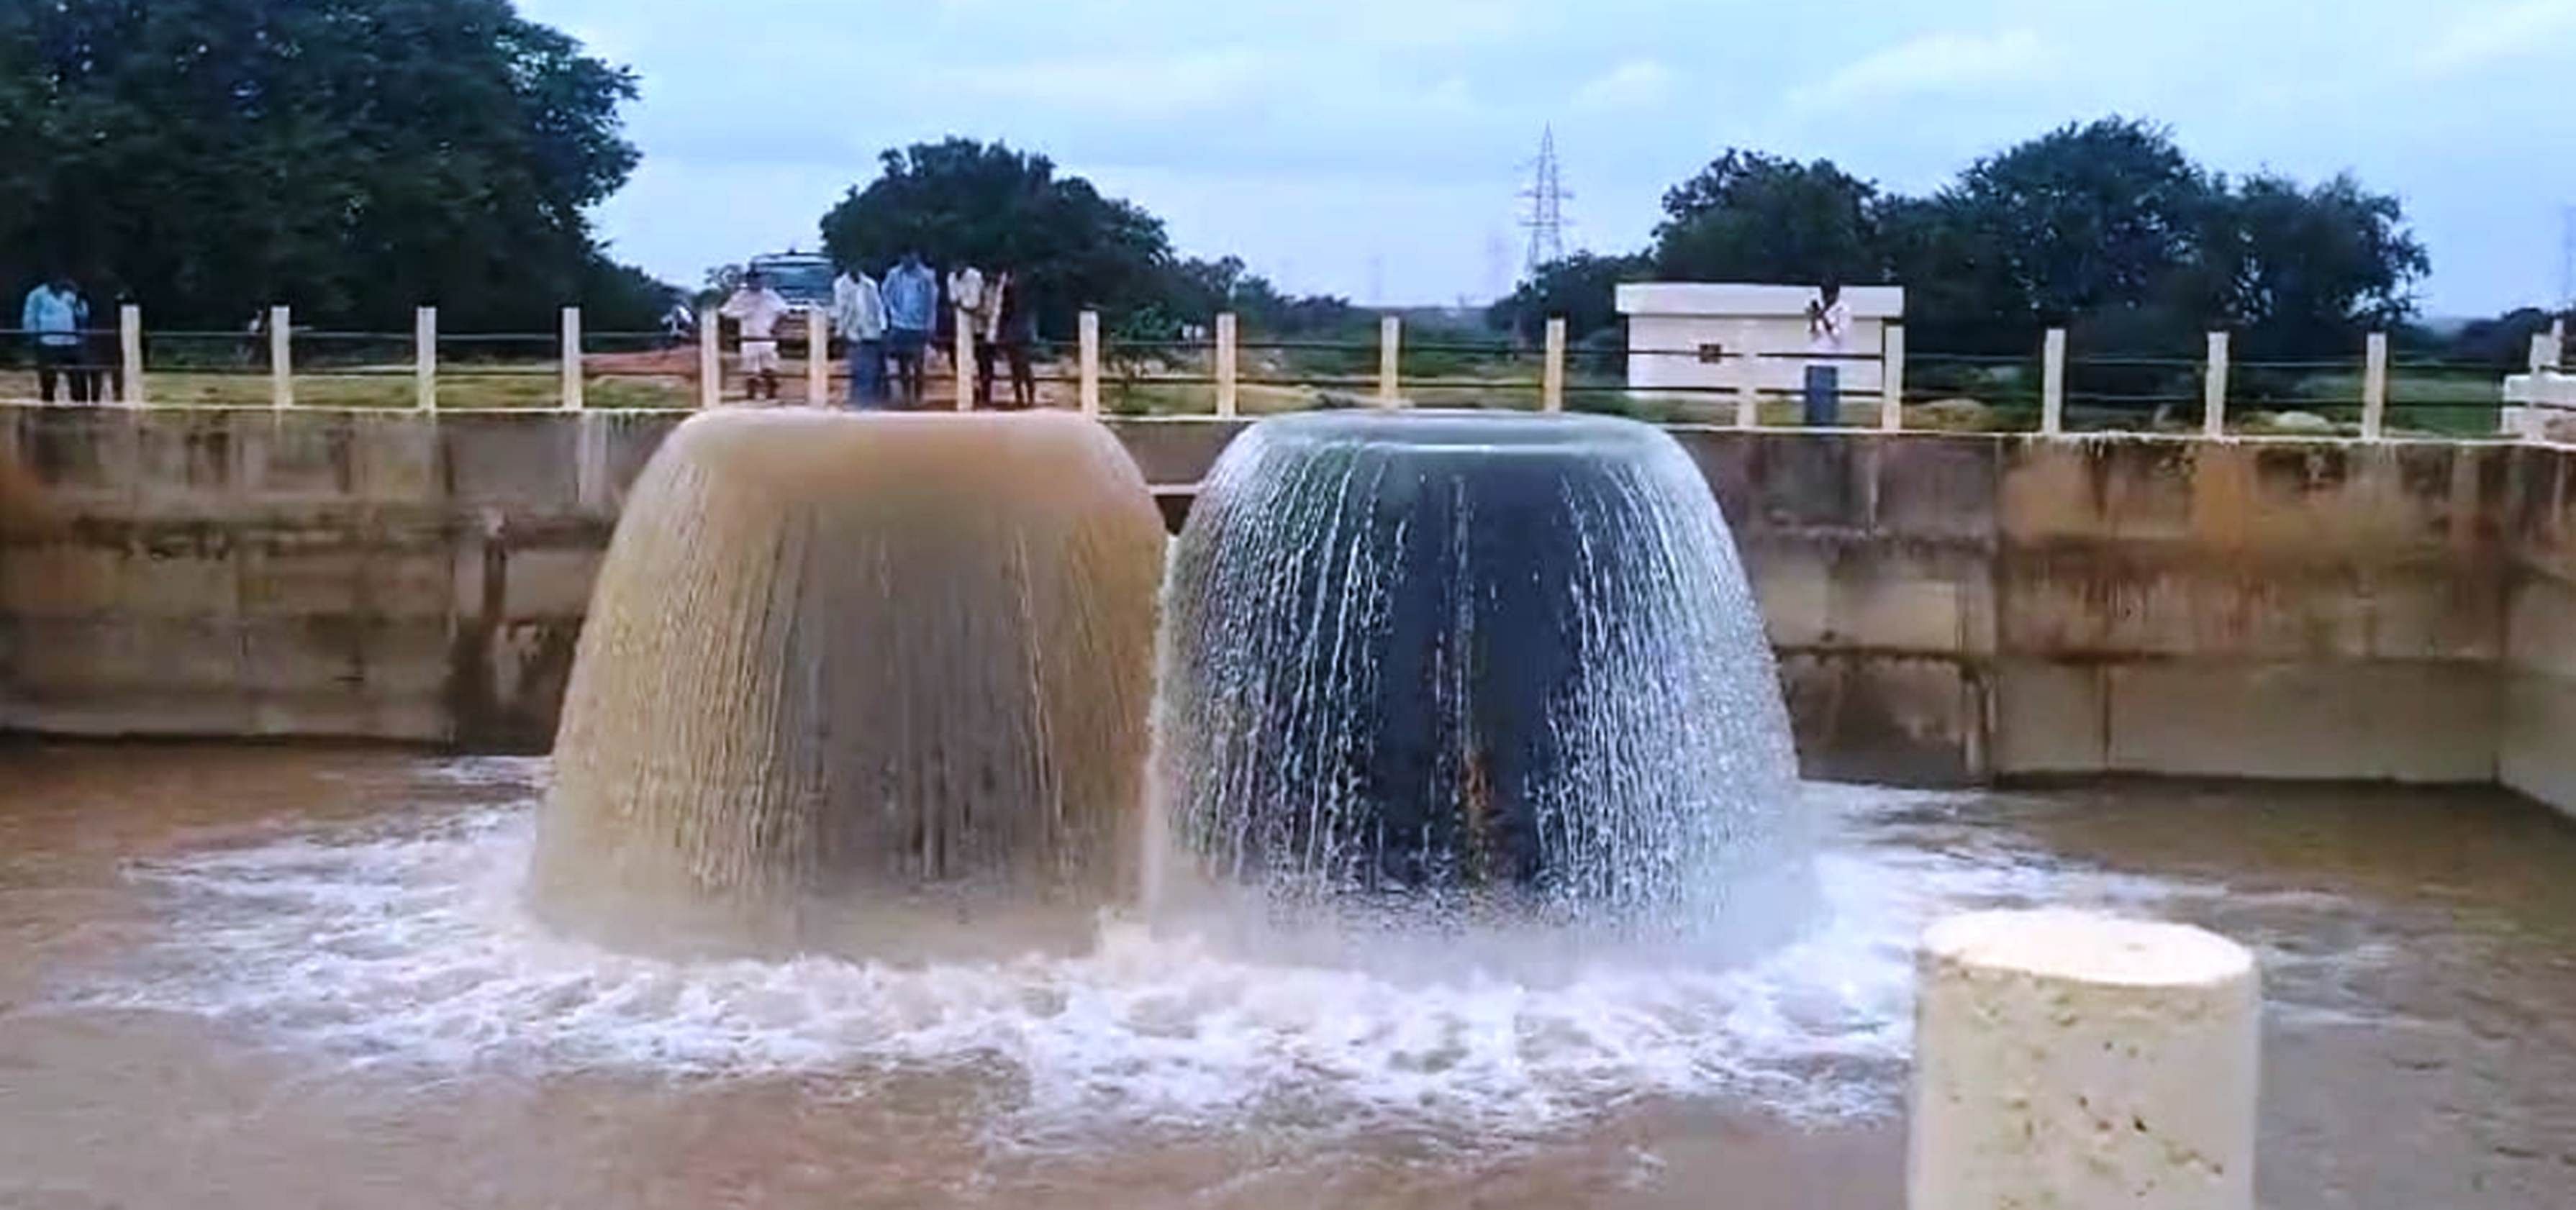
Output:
2504 445 2576 814
0 407 684 749
0 404 2558 802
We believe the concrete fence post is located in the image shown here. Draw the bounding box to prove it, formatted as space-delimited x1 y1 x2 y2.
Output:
953 306 975 411
560 306 584 411
415 306 437 411
2203 332 2230 438
1542 317 1566 412
1215 311 1239 418
119 303 143 407
2534 329 2562 374
806 306 830 406
1378 314 1402 408
1734 322 1760 429
269 305 292 409
697 306 720 409
1881 322 1907 432
1909 909 2258 1210
2041 327 2067 435
2361 331 2389 440
1079 309 1102 417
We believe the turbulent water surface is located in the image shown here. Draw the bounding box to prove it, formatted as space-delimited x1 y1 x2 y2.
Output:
5 746 2573 1208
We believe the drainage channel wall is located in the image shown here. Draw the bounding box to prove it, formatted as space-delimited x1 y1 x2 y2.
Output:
0 406 2562 811
2504 444 2576 813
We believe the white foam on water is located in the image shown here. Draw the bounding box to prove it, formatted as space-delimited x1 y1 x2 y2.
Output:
92 781 2223 1140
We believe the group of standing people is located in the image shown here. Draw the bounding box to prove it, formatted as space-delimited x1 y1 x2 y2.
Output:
18 270 109 404
717 252 1035 409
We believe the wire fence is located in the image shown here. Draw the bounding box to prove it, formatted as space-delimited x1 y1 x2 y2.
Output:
0 311 2560 441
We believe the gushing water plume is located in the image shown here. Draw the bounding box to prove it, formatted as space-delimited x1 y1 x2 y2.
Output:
1158 410 1806 942
530 409 1166 956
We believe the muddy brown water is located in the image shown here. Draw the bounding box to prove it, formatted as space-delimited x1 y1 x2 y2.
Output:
1 742 2571 1209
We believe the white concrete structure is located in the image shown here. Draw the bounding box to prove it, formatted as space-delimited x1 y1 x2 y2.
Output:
2504 370 2576 442
1615 282 1903 396
1910 909 2258 1210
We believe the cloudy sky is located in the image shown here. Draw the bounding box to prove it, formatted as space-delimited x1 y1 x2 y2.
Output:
523 0 2575 317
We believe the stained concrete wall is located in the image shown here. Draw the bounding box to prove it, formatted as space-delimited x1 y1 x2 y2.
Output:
0 404 2553 798
0 407 682 749
2503 444 2576 814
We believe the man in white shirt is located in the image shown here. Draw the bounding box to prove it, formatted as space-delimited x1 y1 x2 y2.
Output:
832 269 888 408
1803 279 1851 426
719 270 791 402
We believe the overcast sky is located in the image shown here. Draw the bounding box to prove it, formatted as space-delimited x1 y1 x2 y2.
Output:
523 0 2574 317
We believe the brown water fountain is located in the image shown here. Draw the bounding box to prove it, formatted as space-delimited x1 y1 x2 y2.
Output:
527 409 1165 956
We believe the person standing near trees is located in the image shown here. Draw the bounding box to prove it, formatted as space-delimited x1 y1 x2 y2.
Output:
720 269 790 402
978 270 1038 409
832 266 887 407
21 270 91 404
1803 278 1851 427
881 251 938 407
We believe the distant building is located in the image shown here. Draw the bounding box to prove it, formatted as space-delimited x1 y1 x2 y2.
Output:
1615 283 1903 397
2503 320 2570 440
2504 372 2576 441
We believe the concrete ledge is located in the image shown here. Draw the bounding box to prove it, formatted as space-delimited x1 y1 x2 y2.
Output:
1996 658 2500 783
2502 673 2576 813
2102 659 2496 783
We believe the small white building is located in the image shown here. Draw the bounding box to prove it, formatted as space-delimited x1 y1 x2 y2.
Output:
1615 282 1904 396
2504 371 2576 442
2503 322 2572 441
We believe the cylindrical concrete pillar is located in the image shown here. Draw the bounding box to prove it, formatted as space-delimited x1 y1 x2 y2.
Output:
1909 909 2258 1210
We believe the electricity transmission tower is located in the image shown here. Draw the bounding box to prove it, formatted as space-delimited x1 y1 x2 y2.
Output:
2559 204 2575 311
1519 127 1571 277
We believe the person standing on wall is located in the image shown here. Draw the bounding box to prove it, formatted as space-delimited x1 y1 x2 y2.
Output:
91 276 130 402
833 265 888 408
660 294 697 350
982 270 1038 410
720 269 791 403
974 269 1010 409
881 250 938 408
20 270 91 404
1804 278 1851 427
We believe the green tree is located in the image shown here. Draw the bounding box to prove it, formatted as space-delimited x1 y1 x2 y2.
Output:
819 139 1175 339
1165 255 1248 322
2199 173 2428 360
1484 252 1652 344
1158 255 1356 337
1651 151 1883 285
2450 306 2567 370
0 0 653 331
1943 117 2213 324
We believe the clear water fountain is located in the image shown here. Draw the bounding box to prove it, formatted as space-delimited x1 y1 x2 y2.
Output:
1156 410 1809 945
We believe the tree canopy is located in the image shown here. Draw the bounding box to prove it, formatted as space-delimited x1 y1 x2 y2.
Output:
1486 252 1651 345
1521 117 2432 360
1652 152 1882 287
1162 255 1360 337
819 139 1178 340
0 0 659 331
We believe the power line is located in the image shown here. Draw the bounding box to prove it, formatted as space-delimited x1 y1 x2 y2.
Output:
2559 204 2575 311
1519 127 1571 278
